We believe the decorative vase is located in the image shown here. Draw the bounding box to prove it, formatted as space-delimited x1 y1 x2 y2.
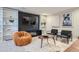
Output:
9 20 14 23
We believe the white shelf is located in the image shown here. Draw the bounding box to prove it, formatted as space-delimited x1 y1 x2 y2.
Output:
3 16 18 19
3 25 13 26
0 7 18 41
3 34 11 36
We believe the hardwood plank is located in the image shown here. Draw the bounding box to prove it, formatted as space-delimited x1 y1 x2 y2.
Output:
64 39 79 52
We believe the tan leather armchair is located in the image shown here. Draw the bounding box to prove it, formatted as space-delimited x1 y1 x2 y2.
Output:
13 31 32 46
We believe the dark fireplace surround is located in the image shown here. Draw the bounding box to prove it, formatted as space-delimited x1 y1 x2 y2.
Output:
18 11 41 36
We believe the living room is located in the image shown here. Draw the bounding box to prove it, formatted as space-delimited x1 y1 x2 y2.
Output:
0 7 79 52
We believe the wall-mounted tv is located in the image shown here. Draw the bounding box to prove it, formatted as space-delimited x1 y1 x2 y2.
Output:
22 16 36 25
18 11 40 31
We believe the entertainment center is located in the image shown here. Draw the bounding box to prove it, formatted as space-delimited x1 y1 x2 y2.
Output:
0 7 18 41
18 11 41 36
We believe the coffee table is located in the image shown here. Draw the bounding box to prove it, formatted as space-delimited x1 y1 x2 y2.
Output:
38 35 56 48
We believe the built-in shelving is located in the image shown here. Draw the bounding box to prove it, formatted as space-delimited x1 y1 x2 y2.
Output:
3 8 18 41
0 8 3 42
0 7 18 41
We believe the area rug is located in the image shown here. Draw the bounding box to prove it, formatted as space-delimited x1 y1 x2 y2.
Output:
0 37 76 52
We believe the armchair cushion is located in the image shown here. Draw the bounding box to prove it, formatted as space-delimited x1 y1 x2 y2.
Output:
51 29 58 35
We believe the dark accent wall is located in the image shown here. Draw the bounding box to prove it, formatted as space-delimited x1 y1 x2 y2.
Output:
18 11 40 31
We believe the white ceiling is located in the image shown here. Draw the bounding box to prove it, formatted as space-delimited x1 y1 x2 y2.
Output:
12 7 77 15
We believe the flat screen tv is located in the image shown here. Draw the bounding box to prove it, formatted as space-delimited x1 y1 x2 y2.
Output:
22 16 36 25
19 11 40 31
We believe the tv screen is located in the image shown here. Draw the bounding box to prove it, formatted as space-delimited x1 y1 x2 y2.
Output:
18 11 39 31
22 16 36 25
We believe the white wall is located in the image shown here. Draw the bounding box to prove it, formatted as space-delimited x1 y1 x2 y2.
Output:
46 15 53 32
46 8 79 38
51 15 60 27
40 15 55 33
40 15 60 33
72 9 79 38
58 8 79 38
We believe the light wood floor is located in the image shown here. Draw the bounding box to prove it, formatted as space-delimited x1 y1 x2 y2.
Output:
64 39 79 52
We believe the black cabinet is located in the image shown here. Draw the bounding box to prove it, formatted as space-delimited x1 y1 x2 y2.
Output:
26 30 42 37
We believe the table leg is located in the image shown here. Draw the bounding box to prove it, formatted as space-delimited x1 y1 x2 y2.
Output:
56 36 57 40
67 38 69 44
41 38 43 48
47 38 49 44
53 36 56 45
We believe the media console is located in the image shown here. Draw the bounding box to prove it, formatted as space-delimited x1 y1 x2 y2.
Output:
26 30 42 36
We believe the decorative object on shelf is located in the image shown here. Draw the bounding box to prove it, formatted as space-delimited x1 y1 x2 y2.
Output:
63 13 72 26
9 16 14 23
41 22 46 25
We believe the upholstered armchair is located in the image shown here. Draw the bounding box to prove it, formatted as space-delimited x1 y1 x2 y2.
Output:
13 31 32 46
